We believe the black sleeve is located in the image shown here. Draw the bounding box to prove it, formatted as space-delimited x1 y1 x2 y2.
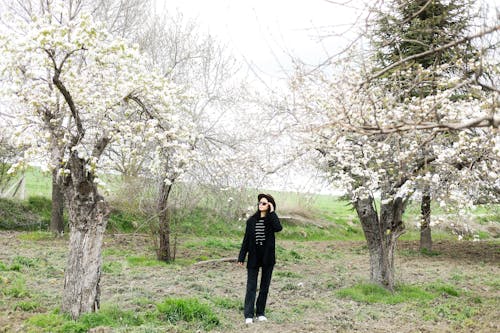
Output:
238 222 249 262
268 212 283 232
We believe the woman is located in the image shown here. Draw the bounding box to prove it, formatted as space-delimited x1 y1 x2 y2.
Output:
237 193 283 324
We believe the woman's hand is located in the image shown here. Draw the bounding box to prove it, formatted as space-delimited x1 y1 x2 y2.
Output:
269 202 274 212
237 261 244 267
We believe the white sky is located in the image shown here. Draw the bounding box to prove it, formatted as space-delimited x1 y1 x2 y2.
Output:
154 0 364 82
153 0 364 194
154 0 499 82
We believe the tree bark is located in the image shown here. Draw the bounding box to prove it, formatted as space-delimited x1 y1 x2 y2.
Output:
354 197 405 291
419 190 432 252
61 154 110 319
50 168 65 235
157 180 172 262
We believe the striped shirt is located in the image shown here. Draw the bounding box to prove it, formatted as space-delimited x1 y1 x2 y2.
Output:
255 219 266 246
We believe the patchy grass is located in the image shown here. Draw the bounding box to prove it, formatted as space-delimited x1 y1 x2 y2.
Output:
336 283 436 304
156 297 220 330
26 305 146 333
18 231 55 241
0 232 499 332
125 256 168 267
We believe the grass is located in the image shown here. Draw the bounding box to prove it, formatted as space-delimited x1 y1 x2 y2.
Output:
1 167 499 332
126 256 169 267
0 197 47 230
26 305 146 333
184 238 240 252
1 229 498 332
25 297 220 332
1 166 498 244
337 281 460 304
156 297 220 330
336 283 436 304
335 281 482 327
23 167 52 198
275 271 303 278
13 300 41 312
209 296 242 310
1 276 30 298
18 231 55 241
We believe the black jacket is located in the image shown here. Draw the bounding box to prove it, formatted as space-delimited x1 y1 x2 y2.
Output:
238 211 283 268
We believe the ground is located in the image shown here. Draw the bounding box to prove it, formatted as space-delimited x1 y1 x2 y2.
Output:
0 231 499 332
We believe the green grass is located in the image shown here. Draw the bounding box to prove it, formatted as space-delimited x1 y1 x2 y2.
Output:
427 282 460 296
184 238 240 251
310 194 355 222
126 256 168 267
336 280 472 324
25 299 222 333
23 167 52 198
18 231 55 241
399 230 455 242
14 300 41 311
336 283 435 304
275 271 303 278
101 261 123 274
26 313 67 333
0 197 46 230
209 296 242 310
399 248 441 257
3 166 498 242
421 301 478 323
26 305 146 333
2 276 30 298
276 246 305 262
156 297 220 330
107 209 145 232
278 223 364 241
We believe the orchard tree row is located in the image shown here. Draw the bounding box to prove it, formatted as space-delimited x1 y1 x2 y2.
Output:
0 0 498 320
287 0 499 289
0 0 271 319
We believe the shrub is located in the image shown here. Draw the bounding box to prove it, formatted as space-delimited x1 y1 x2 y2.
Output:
0 198 39 230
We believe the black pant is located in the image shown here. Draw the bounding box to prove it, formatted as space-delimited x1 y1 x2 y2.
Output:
244 265 274 318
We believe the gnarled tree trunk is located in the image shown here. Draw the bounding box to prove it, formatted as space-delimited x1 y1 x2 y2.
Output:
419 189 432 252
50 168 65 235
354 196 405 291
61 155 110 319
157 180 172 262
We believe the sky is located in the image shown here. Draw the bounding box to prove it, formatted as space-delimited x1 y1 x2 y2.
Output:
154 0 364 83
154 0 499 82
153 0 363 194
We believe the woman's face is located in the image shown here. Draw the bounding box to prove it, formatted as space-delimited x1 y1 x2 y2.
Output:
258 198 269 212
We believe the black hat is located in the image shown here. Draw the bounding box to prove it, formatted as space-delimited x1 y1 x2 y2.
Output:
258 193 276 210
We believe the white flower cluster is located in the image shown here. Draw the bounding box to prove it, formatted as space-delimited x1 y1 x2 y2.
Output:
0 0 197 188
290 47 499 213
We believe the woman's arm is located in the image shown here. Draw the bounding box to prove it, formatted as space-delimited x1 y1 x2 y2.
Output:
267 211 283 232
238 223 249 263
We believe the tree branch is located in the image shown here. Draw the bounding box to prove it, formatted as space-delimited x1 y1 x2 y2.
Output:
360 114 499 134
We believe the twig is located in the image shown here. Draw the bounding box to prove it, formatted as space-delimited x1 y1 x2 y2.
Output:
192 257 237 266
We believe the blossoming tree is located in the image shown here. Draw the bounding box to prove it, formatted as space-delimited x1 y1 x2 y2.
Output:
0 1 191 318
292 55 498 289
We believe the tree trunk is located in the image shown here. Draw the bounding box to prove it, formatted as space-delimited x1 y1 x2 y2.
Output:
157 180 172 262
50 168 65 235
420 190 432 252
61 155 110 319
354 197 405 291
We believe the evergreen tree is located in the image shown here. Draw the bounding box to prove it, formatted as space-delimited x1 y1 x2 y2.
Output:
370 0 479 251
